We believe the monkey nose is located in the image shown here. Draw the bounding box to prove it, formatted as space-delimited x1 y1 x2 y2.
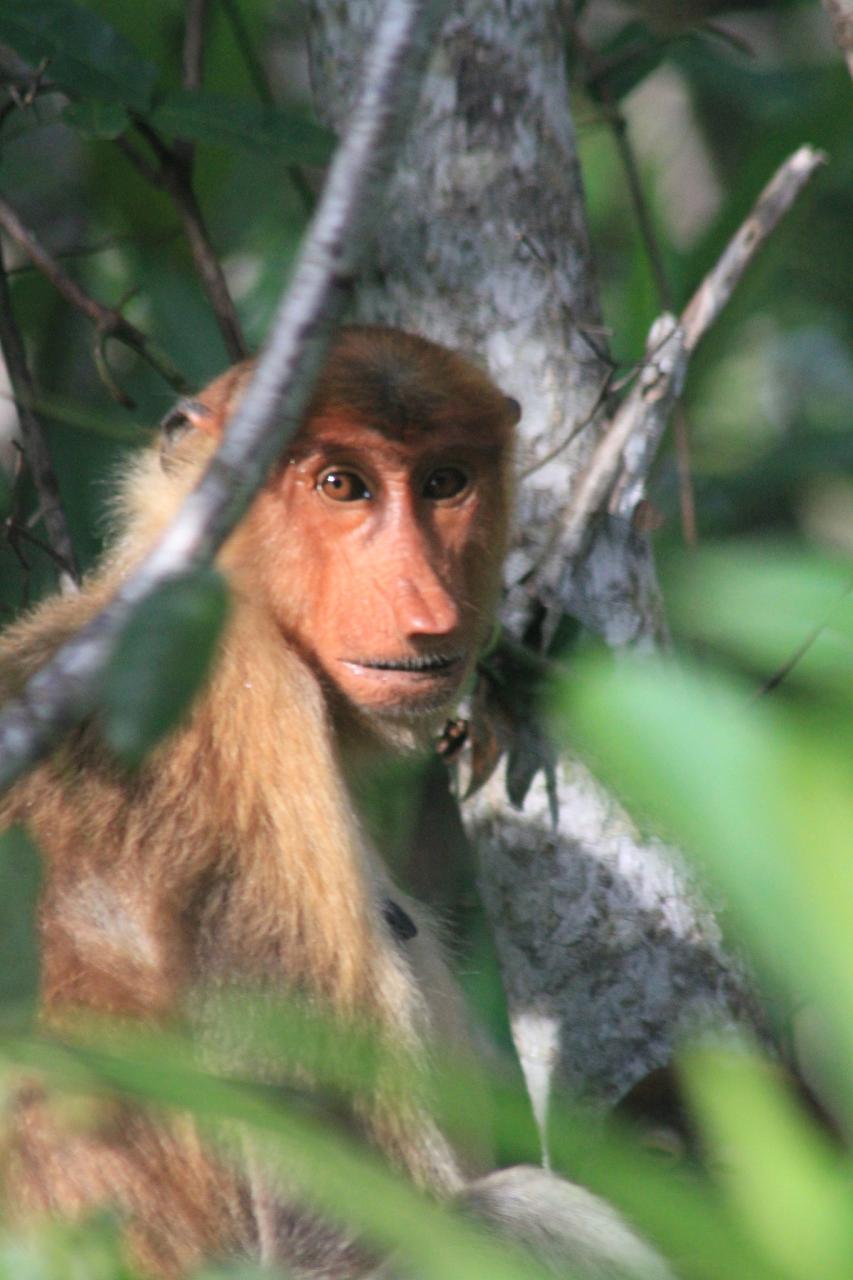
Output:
393 576 461 638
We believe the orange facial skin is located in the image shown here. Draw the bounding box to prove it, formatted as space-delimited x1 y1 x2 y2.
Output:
250 413 507 725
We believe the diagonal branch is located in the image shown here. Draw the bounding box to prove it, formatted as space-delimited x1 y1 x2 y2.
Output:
128 118 247 364
0 240 80 591
0 193 191 397
0 0 448 792
680 145 827 352
537 144 826 602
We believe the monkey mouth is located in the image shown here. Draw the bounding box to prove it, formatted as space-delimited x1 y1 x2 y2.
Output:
339 654 467 699
352 654 464 674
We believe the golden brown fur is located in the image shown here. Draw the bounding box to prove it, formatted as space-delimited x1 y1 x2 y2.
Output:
0 329 511 1276
0 329 670 1279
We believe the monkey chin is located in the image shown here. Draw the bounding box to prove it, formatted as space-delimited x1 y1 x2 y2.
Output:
332 663 471 758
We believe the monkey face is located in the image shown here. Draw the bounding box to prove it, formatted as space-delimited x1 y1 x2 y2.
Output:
250 415 508 728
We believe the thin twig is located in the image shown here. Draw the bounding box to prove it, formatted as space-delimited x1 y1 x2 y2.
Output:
0 193 191 396
557 314 686 562
220 0 274 106
0 237 80 591
757 578 853 697
565 12 673 310
0 0 449 791
609 111 673 311
5 520 76 576
175 0 209 171
673 404 697 547
517 370 612 480
116 0 244 366
4 229 181 272
183 0 208 93
681 146 827 351
218 0 316 214
131 119 247 363
537 145 826 597
566 11 698 542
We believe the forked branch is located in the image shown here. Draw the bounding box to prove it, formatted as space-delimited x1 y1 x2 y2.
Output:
542 145 826 581
0 193 191 398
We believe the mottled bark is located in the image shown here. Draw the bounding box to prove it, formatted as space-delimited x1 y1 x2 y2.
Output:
305 0 764 1123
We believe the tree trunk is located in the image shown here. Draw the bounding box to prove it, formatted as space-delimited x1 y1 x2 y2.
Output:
304 0 764 1131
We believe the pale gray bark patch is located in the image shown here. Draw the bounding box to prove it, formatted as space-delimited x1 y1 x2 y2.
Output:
469 755 765 1111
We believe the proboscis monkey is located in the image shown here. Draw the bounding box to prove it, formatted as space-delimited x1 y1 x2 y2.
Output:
0 329 671 1279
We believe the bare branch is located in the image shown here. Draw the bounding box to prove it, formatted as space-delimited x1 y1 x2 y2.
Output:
565 12 674 310
131 120 247 363
219 0 316 215
545 314 687 571
220 0 274 105
174 0 209 168
0 238 80 591
672 405 697 548
0 193 191 396
183 0 209 93
539 144 827 596
0 0 448 792
821 0 853 77
680 145 827 352
113 1 246 364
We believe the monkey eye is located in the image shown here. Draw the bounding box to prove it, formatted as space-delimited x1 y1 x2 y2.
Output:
318 469 371 502
422 466 469 501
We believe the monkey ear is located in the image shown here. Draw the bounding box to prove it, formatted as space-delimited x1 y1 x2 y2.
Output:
504 396 522 425
159 398 216 472
159 399 213 444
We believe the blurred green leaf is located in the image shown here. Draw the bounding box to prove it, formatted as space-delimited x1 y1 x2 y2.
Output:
682 1046 853 1279
100 568 230 768
1 1030 554 1280
0 0 158 113
0 827 41 1016
148 90 334 165
562 656 853 1116
667 544 853 702
0 1216 131 1280
549 1102 779 1280
63 100 129 141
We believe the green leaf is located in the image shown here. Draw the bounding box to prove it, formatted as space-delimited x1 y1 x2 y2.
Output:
0 1216 130 1280
0 0 158 113
667 543 853 702
562 657 853 1115
148 90 334 165
682 1047 853 1279
0 827 42 1015
63 100 129 141
100 568 230 768
2 1029 552 1280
